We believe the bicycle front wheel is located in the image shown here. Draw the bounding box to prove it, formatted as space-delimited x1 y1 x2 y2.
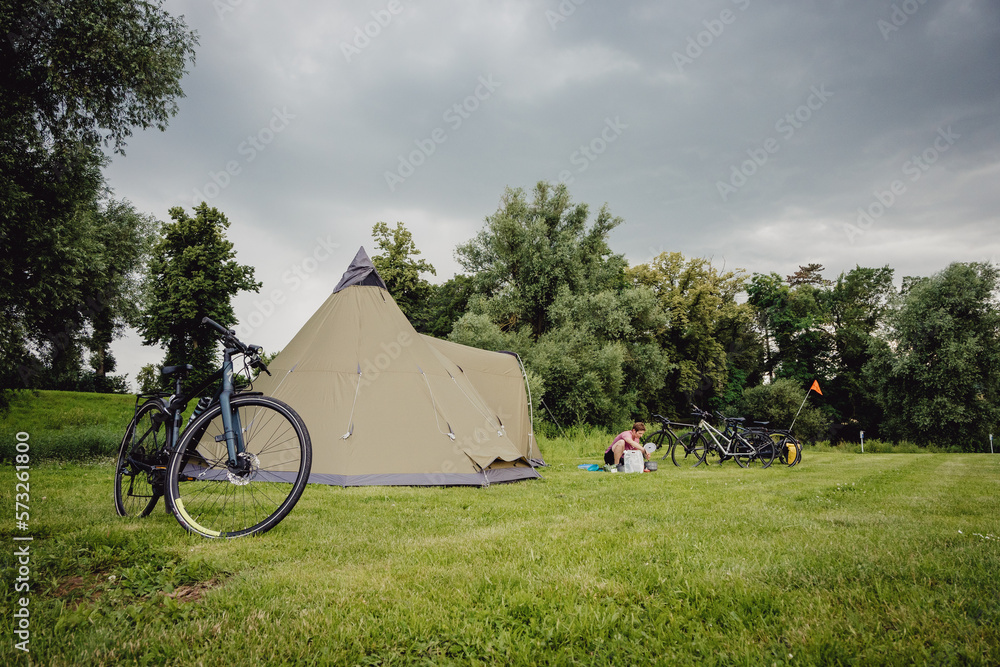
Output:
689 433 716 467
166 395 312 538
115 399 170 518
671 431 702 467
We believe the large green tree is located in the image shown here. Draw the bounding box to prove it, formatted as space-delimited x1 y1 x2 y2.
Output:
0 0 197 400
826 265 894 434
746 268 834 386
456 182 626 338
411 274 473 338
1 0 197 153
139 204 260 388
3 196 158 393
370 221 436 321
450 182 667 427
865 262 1000 449
628 252 760 417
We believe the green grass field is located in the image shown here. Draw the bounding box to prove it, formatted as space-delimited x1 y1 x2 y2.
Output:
0 390 134 461
3 395 999 664
3 450 999 663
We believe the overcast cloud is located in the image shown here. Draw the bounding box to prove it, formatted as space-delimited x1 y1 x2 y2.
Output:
105 0 1000 384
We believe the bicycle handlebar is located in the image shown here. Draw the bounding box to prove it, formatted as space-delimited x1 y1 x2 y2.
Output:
201 317 271 376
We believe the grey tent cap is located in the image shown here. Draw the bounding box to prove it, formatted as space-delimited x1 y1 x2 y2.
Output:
333 246 388 293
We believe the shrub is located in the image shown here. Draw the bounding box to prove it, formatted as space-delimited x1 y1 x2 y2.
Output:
735 378 828 442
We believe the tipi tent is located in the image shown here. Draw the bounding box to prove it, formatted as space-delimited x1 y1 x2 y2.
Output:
252 247 541 486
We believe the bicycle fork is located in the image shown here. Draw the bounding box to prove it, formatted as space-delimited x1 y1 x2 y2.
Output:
218 350 251 478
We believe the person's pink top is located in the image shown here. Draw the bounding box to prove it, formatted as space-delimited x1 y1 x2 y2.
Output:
605 430 635 454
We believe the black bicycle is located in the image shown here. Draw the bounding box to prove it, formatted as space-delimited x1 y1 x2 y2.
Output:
114 318 312 538
644 414 703 467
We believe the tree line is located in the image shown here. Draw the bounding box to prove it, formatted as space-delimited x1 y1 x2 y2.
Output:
375 182 1000 451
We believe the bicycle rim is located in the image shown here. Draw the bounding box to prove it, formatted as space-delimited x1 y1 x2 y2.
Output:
672 432 700 467
115 400 168 517
747 433 775 469
692 434 717 467
167 395 312 538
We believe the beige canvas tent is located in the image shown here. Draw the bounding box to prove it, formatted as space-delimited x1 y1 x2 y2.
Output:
421 335 539 463
252 247 540 486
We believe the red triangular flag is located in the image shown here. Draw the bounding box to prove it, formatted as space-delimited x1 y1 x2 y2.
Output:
810 380 822 395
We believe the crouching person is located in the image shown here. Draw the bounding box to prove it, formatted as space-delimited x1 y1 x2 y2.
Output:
604 421 649 467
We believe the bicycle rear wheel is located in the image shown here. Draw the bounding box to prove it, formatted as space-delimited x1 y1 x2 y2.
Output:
775 434 802 467
740 432 775 469
732 436 753 468
115 399 169 517
648 429 677 461
166 395 312 538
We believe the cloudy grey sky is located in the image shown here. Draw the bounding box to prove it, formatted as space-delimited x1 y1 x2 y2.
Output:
107 0 1000 384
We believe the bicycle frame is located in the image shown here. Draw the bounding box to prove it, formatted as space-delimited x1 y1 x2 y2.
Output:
126 345 250 484
696 417 756 458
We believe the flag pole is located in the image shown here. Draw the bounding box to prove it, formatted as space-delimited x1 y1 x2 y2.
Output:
789 380 822 433
788 392 810 434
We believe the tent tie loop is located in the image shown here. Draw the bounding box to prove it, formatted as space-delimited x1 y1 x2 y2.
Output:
418 365 456 440
447 371 504 436
342 363 362 440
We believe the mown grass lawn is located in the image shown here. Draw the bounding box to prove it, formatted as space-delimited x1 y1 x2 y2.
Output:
3 439 1000 665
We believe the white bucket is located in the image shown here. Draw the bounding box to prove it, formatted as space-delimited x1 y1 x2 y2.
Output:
622 450 644 473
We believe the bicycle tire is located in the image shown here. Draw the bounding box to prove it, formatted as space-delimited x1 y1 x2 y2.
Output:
732 436 753 468
670 431 700 467
746 432 775 469
115 399 169 517
690 433 717 467
166 395 312 538
773 433 801 467
644 429 675 461
792 438 802 466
